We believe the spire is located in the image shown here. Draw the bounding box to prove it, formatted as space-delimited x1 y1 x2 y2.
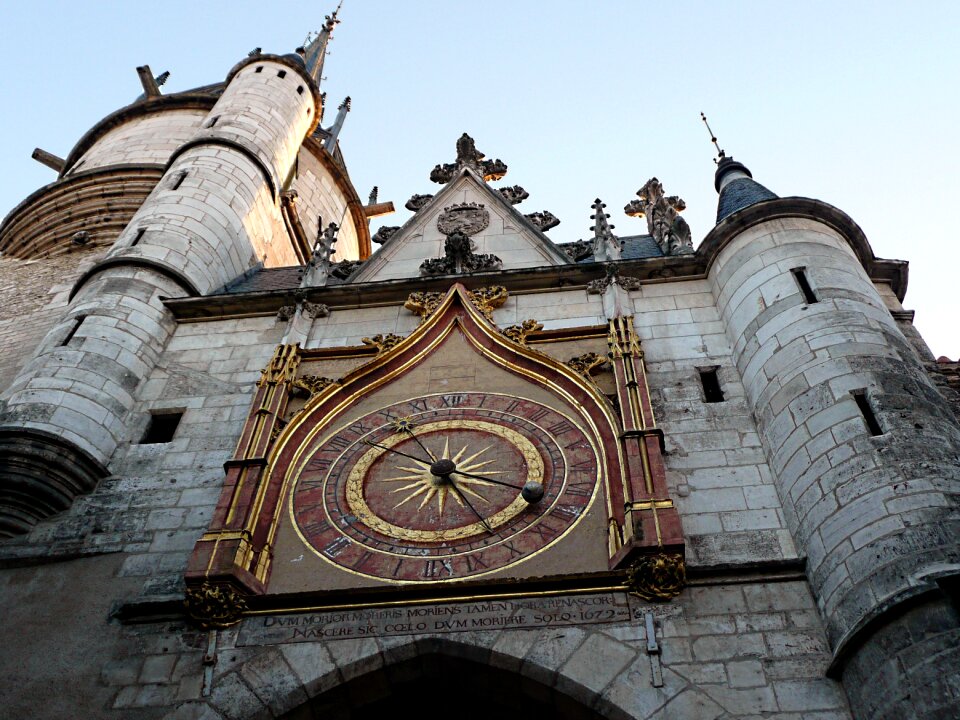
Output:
323 96 351 153
300 3 342 84
701 114 777 224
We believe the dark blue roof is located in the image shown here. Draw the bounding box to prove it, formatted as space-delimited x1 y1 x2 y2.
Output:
716 177 777 223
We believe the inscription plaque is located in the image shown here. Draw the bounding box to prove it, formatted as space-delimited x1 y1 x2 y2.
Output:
238 592 632 646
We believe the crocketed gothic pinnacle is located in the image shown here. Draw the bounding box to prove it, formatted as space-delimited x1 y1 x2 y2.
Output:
300 3 342 84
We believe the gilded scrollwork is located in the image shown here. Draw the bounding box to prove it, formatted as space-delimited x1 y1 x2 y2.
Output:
467 286 508 322
625 553 686 602
362 333 405 355
258 344 301 386
184 582 248 629
405 286 508 324
291 375 336 398
502 318 544 346
566 352 608 379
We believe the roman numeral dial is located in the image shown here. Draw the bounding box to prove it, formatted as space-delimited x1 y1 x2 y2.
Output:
290 392 600 583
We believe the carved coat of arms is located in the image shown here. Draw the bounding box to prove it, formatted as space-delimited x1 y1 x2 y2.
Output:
437 203 489 237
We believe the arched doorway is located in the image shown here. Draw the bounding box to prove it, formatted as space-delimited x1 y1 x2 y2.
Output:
279 649 607 720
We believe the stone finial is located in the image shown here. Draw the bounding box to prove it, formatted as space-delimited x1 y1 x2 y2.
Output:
525 211 560 232
590 199 621 262
368 186 379 205
420 231 502 276
301 3 343 84
405 194 434 212
248 47 262 57
499 185 529 205
372 225 400 244
324 96 352 153
627 178 694 255
301 218 339 287
429 133 508 184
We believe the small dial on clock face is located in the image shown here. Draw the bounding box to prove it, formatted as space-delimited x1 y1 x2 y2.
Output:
289 392 600 582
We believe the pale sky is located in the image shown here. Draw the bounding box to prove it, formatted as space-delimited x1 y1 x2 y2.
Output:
0 1 956 357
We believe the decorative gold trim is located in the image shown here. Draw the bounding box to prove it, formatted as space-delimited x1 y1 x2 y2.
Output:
361 333 405 355
292 375 336 398
404 285 508 324
184 582 249 629
258 343 301 386
626 553 686 602
502 318 544 345
566 352 608 379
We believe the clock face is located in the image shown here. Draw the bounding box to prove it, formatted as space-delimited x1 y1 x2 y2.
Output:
288 392 600 582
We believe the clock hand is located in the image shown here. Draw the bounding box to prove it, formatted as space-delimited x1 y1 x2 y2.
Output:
449 469 524 490
446 475 495 534
400 425 435 462
360 439 431 465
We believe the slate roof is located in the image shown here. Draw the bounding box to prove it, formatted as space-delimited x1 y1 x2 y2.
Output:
716 177 778 224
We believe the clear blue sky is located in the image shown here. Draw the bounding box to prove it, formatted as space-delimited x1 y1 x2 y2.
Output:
0 1 956 357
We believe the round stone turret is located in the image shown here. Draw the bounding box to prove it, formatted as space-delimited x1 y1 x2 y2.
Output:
0 51 324 534
705 175 960 719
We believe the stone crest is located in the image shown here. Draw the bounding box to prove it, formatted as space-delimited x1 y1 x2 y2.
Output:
625 178 694 256
436 203 489 237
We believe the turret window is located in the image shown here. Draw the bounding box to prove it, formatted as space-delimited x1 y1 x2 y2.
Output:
698 367 725 403
130 228 145 247
277 70 287 79
171 171 187 190
140 411 184 444
255 66 263 73
791 267 819 304
852 390 883 436
60 316 85 346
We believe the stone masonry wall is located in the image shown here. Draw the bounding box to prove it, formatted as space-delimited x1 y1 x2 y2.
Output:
291 149 361 263
69 110 208 173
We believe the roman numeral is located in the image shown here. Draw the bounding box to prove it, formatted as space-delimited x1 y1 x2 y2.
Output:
565 482 594 498
526 522 558 542
547 420 574 435
569 459 595 472
503 541 523 558
352 550 375 569
423 559 453 578
322 536 350 558
463 553 489 572
325 435 351 451
527 407 551 422
407 398 429 413
553 505 582 520
503 399 523 413
306 456 333 472
439 393 467 407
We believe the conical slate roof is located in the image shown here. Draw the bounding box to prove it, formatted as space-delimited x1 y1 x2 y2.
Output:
714 156 777 223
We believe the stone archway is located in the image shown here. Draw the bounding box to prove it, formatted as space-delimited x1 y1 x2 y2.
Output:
163 630 726 720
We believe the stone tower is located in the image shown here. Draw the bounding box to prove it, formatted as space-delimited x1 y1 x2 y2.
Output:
0 17 958 720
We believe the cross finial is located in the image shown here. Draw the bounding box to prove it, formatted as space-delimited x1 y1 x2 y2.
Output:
700 112 726 164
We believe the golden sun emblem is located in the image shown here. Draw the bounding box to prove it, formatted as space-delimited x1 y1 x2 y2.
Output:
382 436 502 515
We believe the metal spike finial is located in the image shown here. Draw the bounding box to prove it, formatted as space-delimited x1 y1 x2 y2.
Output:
700 112 726 164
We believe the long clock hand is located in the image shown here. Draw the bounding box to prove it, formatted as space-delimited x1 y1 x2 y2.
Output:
360 439 431 465
446 476 495 534
449 469 524 490
400 426 435 462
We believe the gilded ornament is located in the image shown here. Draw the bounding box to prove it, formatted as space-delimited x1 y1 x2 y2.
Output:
626 553 686 602
404 290 445 320
184 582 248 629
258 344 301 386
566 352 608 378
362 333 405 355
466 286 508 321
607 316 643 360
502 318 544 345
291 374 336 398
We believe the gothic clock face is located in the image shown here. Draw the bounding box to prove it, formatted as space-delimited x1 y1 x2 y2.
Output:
289 392 600 582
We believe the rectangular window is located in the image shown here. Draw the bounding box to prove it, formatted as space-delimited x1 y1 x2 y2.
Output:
206 115 220 128
61 316 85 346
277 69 287 79
698 367 725 403
140 411 184 444
791 267 818 304
130 228 145 247
852 390 883 436
171 171 187 190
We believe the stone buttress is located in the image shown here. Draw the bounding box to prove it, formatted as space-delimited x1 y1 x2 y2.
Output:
0 52 322 536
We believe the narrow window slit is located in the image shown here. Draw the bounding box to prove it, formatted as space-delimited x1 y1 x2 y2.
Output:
853 390 883 436
61 316 85 346
698 367 725 403
791 267 818 304
140 411 184 444
277 70 287 79
131 228 145 247
296 85 304 95
207 115 220 128
255 66 263 73
171 171 187 190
